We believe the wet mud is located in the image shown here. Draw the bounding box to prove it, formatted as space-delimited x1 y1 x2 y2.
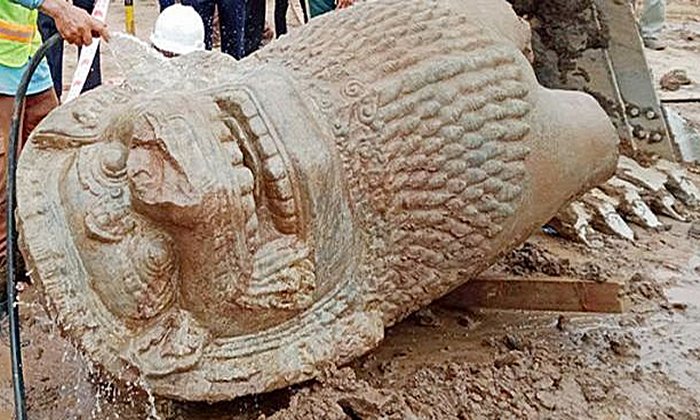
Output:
3 208 699 419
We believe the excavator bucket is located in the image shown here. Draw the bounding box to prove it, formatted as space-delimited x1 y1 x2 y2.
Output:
509 1 700 245
509 0 677 160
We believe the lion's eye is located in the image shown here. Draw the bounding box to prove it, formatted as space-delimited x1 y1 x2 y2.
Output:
99 143 128 176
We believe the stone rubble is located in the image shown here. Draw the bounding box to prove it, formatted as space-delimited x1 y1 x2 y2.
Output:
552 157 699 244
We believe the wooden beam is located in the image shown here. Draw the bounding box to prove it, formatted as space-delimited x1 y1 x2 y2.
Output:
441 274 627 313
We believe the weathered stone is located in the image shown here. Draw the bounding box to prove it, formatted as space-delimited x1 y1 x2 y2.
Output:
582 188 635 241
617 156 686 221
553 158 700 246
549 202 604 248
16 0 618 401
655 159 700 208
600 177 662 230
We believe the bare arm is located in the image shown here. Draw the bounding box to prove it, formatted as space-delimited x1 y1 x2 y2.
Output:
336 0 354 9
38 0 109 46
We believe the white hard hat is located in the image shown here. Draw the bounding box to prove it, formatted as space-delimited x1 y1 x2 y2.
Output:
150 4 205 56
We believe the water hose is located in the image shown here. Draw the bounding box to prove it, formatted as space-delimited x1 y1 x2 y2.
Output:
6 31 62 420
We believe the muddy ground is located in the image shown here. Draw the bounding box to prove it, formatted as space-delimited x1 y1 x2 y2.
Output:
2 0 700 419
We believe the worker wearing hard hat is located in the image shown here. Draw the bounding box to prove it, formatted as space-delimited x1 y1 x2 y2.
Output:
182 0 246 59
150 4 205 57
274 0 308 38
0 0 108 146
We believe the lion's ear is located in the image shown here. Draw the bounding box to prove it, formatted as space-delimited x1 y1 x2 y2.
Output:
29 87 132 149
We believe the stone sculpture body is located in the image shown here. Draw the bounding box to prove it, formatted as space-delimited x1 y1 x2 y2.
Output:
17 0 618 401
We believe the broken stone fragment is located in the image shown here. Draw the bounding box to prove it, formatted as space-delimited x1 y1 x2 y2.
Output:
666 108 700 163
582 189 635 241
655 159 700 208
558 157 700 247
599 177 663 230
549 202 604 248
617 156 686 221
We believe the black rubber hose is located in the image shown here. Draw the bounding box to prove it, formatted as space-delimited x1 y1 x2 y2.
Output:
661 98 700 104
6 32 62 420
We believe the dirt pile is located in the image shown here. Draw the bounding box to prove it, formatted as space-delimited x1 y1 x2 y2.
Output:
660 69 693 91
624 272 667 306
266 314 700 419
495 241 609 281
507 0 606 88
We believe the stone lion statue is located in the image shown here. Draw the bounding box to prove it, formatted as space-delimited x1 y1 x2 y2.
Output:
16 0 617 401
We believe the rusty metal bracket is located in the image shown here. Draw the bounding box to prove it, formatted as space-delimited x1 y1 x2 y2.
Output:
594 0 677 159
508 0 678 160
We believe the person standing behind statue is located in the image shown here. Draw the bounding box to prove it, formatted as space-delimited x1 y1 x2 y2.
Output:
308 0 352 18
184 0 246 59
244 0 264 56
37 0 102 100
639 0 666 50
158 0 221 49
0 0 107 301
274 0 307 37
158 0 174 11
243 0 274 55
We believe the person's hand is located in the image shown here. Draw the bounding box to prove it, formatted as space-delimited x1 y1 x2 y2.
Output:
336 0 354 9
263 20 274 42
39 0 110 46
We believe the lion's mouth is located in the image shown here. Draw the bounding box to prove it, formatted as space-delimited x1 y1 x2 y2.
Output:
220 89 305 254
215 90 316 315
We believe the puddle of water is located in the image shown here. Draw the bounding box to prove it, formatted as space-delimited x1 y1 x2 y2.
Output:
667 285 700 308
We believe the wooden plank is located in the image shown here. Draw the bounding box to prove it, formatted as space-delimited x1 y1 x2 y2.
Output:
441 275 627 313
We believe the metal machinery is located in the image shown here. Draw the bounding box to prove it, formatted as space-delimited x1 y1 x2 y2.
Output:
508 0 681 161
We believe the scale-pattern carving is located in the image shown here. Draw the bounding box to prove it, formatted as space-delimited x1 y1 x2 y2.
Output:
260 0 532 320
